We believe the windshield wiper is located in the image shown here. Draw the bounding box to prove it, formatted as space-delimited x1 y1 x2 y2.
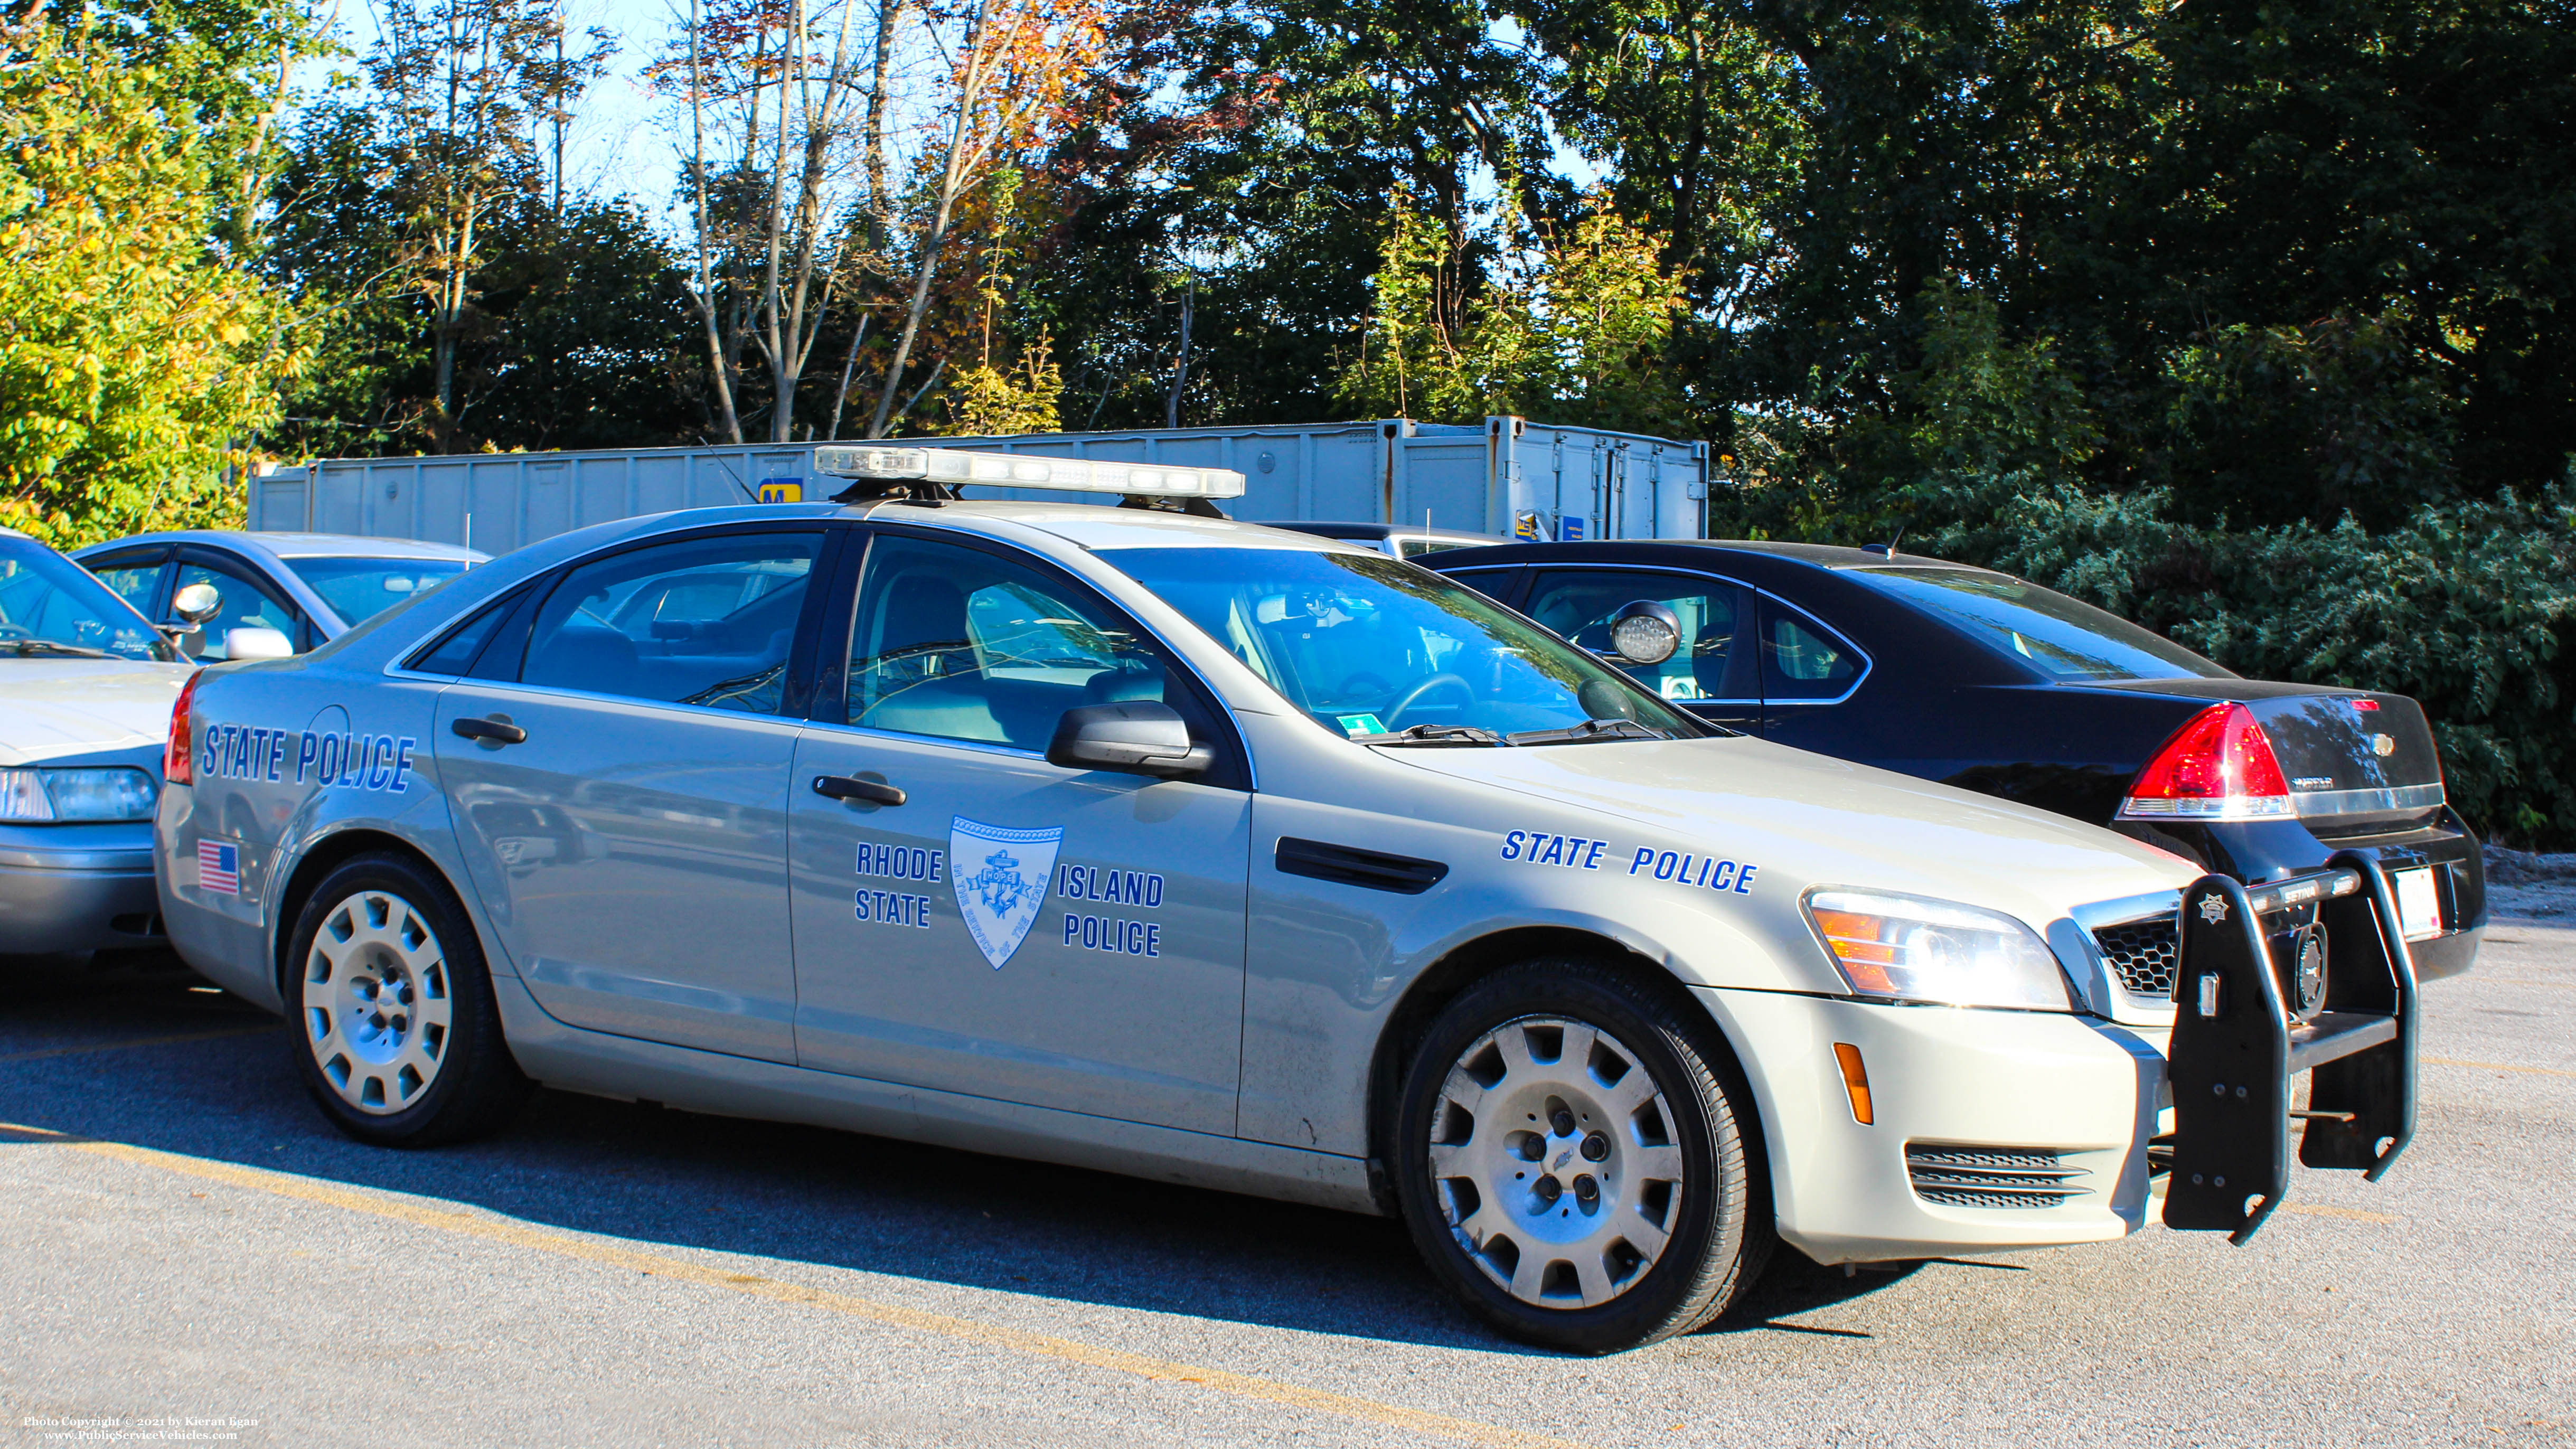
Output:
5 638 115 658
1506 718 1672 746
1348 723 1506 747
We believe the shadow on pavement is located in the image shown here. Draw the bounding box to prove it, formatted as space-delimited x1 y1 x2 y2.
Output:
1 967 1921 1356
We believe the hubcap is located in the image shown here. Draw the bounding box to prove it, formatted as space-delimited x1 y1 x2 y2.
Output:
1428 1016 1685 1309
302 890 453 1115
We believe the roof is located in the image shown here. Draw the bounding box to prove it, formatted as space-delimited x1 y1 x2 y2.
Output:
70 530 488 562
857 499 1367 554
1252 520 1504 547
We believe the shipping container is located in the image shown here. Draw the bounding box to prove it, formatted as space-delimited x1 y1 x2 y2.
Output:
247 416 1708 556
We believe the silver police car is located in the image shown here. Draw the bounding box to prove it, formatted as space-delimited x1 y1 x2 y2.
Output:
157 448 2420 1352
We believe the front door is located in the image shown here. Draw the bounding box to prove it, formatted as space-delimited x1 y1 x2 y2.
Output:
787 531 1252 1135
437 526 828 1063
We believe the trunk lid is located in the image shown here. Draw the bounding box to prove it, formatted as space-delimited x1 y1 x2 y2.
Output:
2095 679 2443 826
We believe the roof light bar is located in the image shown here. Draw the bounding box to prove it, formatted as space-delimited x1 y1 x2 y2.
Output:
812 445 1245 500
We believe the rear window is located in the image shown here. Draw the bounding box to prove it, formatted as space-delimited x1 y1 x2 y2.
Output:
1850 566 2232 682
286 556 472 626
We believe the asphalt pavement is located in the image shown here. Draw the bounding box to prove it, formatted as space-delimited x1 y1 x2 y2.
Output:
1 916 2569 1449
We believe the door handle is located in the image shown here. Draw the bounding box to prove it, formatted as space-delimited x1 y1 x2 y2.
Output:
451 716 528 745
812 774 905 807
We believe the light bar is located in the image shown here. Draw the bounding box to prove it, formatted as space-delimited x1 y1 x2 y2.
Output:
812 445 1245 500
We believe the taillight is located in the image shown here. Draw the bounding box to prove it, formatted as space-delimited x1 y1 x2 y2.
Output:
165 671 203 787
2118 702 2294 821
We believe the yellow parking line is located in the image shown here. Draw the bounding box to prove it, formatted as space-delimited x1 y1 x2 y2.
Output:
2421 1055 2565 1076
0 1122 1591 1449
2279 1203 2396 1225
0 1027 272 1066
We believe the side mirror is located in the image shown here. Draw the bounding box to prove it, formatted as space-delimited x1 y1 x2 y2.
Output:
1046 701 1211 778
171 581 223 625
220 626 294 661
1609 600 1682 665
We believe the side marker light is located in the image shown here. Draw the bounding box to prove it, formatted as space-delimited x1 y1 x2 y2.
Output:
1833 1042 1874 1125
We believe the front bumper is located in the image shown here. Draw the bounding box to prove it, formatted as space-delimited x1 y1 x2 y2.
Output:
1696 986 2167 1265
0 821 164 956
1697 858 2419 1264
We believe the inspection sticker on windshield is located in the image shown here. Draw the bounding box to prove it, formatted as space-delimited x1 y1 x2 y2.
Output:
1337 713 1388 738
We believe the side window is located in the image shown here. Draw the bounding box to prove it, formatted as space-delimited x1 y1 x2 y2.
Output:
1527 570 1743 702
848 535 1173 753
173 558 299 661
1760 601 1865 701
521 531 821 714
408 592 519 677
88 554 166 615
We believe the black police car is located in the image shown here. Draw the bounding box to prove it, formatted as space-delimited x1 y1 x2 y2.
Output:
1419 539 2485 982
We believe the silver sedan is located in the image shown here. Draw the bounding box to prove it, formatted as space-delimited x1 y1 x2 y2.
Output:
72 531 484 663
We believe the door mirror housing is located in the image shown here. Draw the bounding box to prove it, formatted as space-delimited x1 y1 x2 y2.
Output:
220 625 294 661
171 581 223 625
1047 701 1211 778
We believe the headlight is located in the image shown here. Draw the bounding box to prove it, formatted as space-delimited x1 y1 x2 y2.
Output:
1804 888 2076 1011
0 767 159 823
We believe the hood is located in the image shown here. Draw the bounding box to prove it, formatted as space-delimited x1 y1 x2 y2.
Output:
0 659 193 766
1385 735 2198 926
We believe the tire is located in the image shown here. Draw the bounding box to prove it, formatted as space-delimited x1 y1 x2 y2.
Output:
1393 959 1774 1353
284 852 530 1147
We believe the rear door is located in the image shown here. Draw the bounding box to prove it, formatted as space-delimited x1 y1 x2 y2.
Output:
785 528 1253 1134
435 524 832 1063
1754 595 1869 748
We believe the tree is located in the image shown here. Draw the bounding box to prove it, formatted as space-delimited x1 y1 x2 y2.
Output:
1339 190 1691 432
365 0 609 446
864 0 1112 436
664 0 879 443
0 16 298 546
265 106 706 457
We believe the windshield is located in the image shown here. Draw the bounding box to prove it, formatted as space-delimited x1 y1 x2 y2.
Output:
285 556 472 627
1098 545 1706 743
0 536 174 661
1851 566 2231 682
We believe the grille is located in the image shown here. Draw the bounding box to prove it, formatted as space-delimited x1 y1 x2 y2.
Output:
2094 915 2180 999
1906 1145 2089 1209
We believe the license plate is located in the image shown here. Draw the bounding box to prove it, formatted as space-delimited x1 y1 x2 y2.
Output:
2393 866 2445 941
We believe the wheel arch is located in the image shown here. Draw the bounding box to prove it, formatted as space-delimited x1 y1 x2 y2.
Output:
269 827 455 1001
1361 925 1770 1217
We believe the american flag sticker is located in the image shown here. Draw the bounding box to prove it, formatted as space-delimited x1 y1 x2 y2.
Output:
197 839 240 896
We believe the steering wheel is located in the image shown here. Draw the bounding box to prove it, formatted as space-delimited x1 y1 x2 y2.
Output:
1384 672 1474 729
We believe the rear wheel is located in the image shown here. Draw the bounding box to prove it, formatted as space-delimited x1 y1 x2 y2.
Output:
1394 959 1772 1352
287 853 529 1146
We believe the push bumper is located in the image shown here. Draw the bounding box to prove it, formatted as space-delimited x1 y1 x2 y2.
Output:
2162 853 2417 1241
0 822 165 956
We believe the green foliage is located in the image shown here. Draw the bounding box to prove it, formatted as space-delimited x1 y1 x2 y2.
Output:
0 21 296 547
1338 191 1691 431
1935 481 2576 846
265 99 702 456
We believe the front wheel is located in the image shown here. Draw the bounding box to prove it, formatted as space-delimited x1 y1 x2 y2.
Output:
1394 960 1772 1352
286 853 530 1146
